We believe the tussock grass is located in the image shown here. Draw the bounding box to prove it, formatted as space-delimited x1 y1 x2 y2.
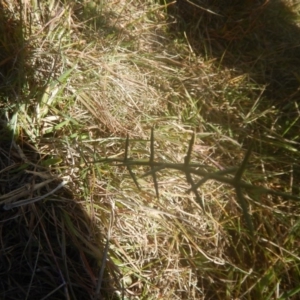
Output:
1 0 300 299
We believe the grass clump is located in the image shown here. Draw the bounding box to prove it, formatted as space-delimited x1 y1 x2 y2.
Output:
1 0 300 299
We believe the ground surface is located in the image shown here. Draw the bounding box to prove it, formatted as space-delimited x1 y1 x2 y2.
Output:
1 0 300 299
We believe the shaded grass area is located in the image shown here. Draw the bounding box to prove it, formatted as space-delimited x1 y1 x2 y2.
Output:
0 122 119 299
168 0 300 134
1 0 300 299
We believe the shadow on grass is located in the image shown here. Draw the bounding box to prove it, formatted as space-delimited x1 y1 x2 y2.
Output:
0 122 119 299
166 0 300 136
0 3 120 300
0 1 26 103
162 0 300 189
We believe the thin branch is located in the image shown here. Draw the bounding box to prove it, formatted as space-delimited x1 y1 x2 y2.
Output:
124 134 140 190
150 128 159 198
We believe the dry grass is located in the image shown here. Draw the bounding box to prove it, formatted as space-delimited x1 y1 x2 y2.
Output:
1 0 300 299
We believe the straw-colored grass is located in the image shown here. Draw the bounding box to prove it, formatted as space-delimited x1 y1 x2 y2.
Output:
1 0 300 299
